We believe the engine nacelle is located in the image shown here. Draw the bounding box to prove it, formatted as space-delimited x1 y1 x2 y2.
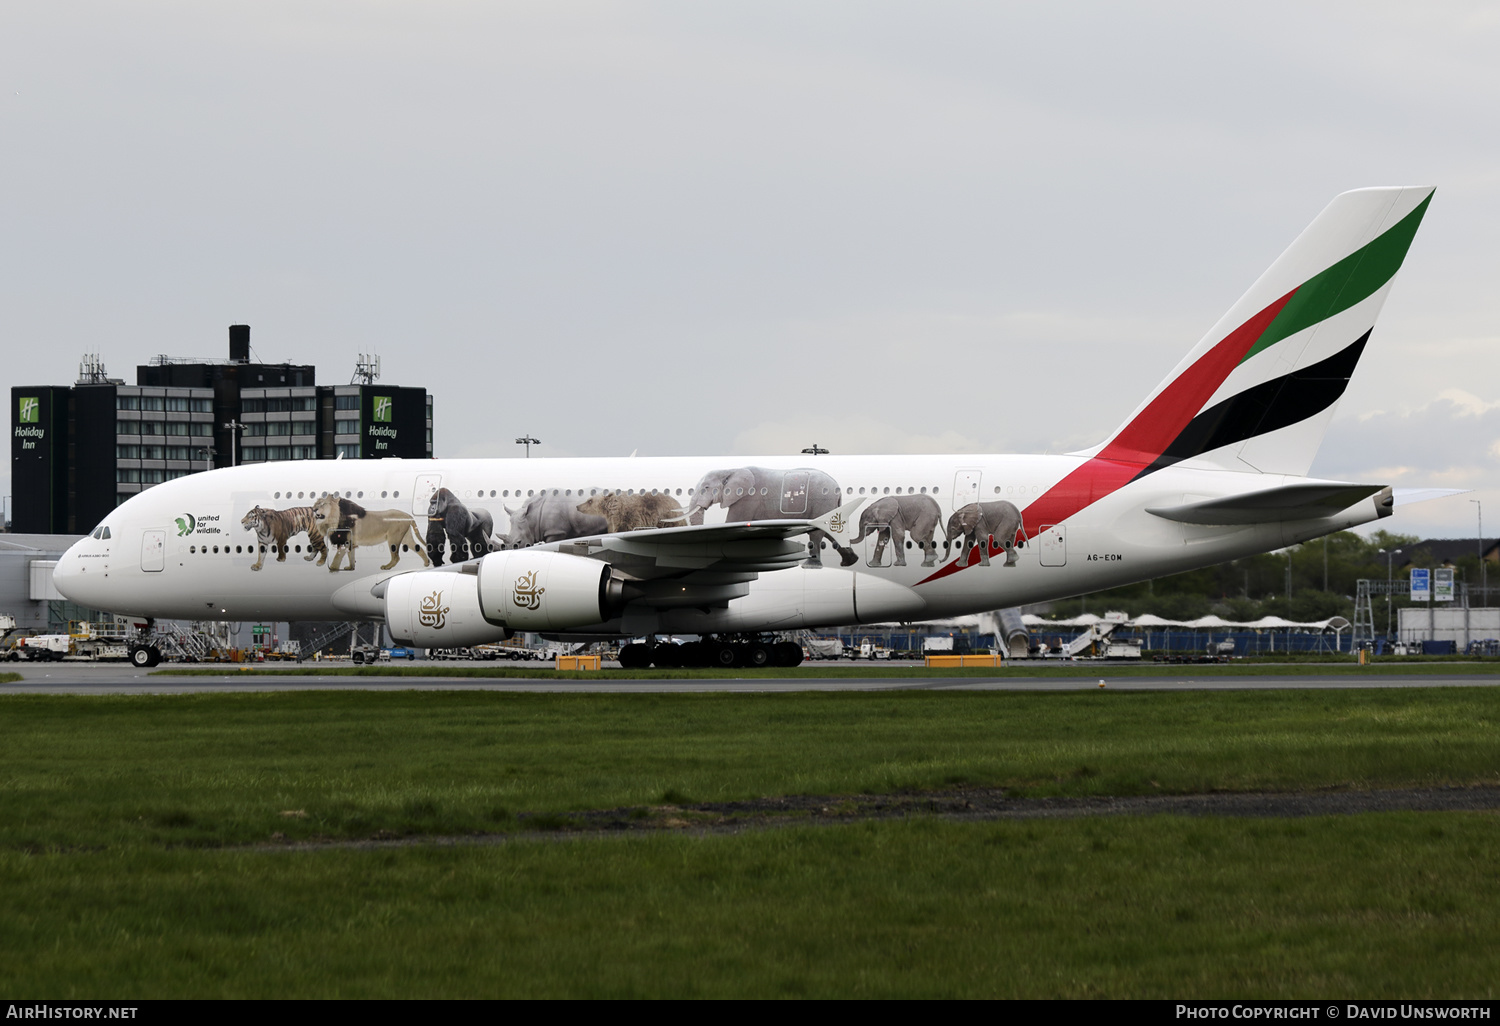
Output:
476 550 623 631
385 569 507 648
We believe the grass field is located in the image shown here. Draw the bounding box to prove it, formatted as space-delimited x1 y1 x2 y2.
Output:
3 687 1498 997
152 659 1500 679
4 814 1499 998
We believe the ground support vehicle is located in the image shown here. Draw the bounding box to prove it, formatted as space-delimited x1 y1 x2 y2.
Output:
802 634 845 661
13 622 137 663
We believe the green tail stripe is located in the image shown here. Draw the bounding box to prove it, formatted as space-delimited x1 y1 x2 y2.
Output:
1239 192 1432 365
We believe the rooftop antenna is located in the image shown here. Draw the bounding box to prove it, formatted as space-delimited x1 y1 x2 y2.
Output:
351 353 381 385
77 352 113 385
801 443 829 455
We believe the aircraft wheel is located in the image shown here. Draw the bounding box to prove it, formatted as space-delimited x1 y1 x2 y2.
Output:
145 645 162 668
711 643 738 668
746 644 771 668
130 645 152 669
618 643 651 669
652 645 680 668
775 642 804 667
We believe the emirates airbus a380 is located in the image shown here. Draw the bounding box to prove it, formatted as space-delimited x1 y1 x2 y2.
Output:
55 187 1444 668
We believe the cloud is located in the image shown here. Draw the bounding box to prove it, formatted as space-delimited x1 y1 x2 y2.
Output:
1319 391 1500 485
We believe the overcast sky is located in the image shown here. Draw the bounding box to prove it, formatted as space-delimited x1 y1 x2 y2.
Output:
4 2 1498 540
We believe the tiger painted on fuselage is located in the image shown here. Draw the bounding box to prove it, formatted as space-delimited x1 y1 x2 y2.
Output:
240 506 329 571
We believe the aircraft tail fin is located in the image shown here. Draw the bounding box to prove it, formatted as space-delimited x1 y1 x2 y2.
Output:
1092 186 1434 478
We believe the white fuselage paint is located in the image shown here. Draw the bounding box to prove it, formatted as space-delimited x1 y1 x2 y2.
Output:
52 454 1385 632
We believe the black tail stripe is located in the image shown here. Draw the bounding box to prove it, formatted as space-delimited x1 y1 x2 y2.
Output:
1131 330 1371 481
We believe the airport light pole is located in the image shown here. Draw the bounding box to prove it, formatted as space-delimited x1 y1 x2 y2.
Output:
1472 499 1485 606
1380 547 1402 640
197 445 216 473
222 418 244 468
801 444 829 456
515 435 540 458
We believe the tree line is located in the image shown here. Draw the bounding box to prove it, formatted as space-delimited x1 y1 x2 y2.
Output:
1046 531 1495 624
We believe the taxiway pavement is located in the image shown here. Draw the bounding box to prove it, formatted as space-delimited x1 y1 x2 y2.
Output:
4 662 1498 694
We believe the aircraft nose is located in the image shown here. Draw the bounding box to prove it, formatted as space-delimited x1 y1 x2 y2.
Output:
52 541 100 607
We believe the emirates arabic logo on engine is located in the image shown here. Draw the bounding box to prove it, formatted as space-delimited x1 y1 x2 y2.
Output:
513 570 545 611
418 590 449 630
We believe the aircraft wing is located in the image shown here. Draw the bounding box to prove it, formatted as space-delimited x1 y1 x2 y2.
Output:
532 498 867 580
1145 483 1392 526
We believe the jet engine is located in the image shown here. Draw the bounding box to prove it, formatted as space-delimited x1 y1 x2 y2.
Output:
475 549 625 631
384 569 498 648
385 550 625 647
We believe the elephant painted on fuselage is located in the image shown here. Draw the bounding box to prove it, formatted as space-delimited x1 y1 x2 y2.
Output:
946 500 1024 568
684 466 857 567
501 490 609 548
850 494 945 567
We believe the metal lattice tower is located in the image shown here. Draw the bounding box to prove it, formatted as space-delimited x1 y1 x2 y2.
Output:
1353 578 1411 648
1353 579 1376 649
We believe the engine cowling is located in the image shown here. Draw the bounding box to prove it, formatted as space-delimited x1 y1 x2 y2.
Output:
385 569 505 648
476 550 624 631
386 551 623 645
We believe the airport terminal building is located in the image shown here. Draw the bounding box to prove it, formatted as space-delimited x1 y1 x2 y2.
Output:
11 326 433 535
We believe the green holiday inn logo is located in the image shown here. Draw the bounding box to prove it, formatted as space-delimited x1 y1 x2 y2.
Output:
18 397 39 423
373 396 392 423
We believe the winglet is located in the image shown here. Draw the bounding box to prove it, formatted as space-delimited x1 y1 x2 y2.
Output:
809 497 866 545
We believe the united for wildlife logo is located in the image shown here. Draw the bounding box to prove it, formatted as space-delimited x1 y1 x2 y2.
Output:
418 590 449 630
174 514 197 537
513 570 544 611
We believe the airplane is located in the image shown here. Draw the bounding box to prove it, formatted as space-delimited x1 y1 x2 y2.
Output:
55 186 1443 669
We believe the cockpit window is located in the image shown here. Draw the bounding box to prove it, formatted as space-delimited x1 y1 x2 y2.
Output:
101 527 111 540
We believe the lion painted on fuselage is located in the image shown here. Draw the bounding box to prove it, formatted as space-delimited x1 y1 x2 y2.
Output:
311 494 430 572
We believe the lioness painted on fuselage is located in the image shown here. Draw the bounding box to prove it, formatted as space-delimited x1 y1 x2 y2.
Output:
311 495 430 572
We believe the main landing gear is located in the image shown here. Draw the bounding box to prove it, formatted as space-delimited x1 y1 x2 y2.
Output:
617 635 805 669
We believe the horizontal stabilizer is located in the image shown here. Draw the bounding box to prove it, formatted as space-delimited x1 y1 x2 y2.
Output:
1146 483 1392 525
1392 487 1470 506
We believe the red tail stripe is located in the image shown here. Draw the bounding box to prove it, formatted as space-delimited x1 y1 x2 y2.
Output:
914 287 1297 588
1100 288 1296 465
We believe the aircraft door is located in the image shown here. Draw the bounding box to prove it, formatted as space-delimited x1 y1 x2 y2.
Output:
1038 524 1066 567
141 530 165 573
953 470 982 510
412 474 442 517
859 509 895 568
412 474 443 563
780 471 810 514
